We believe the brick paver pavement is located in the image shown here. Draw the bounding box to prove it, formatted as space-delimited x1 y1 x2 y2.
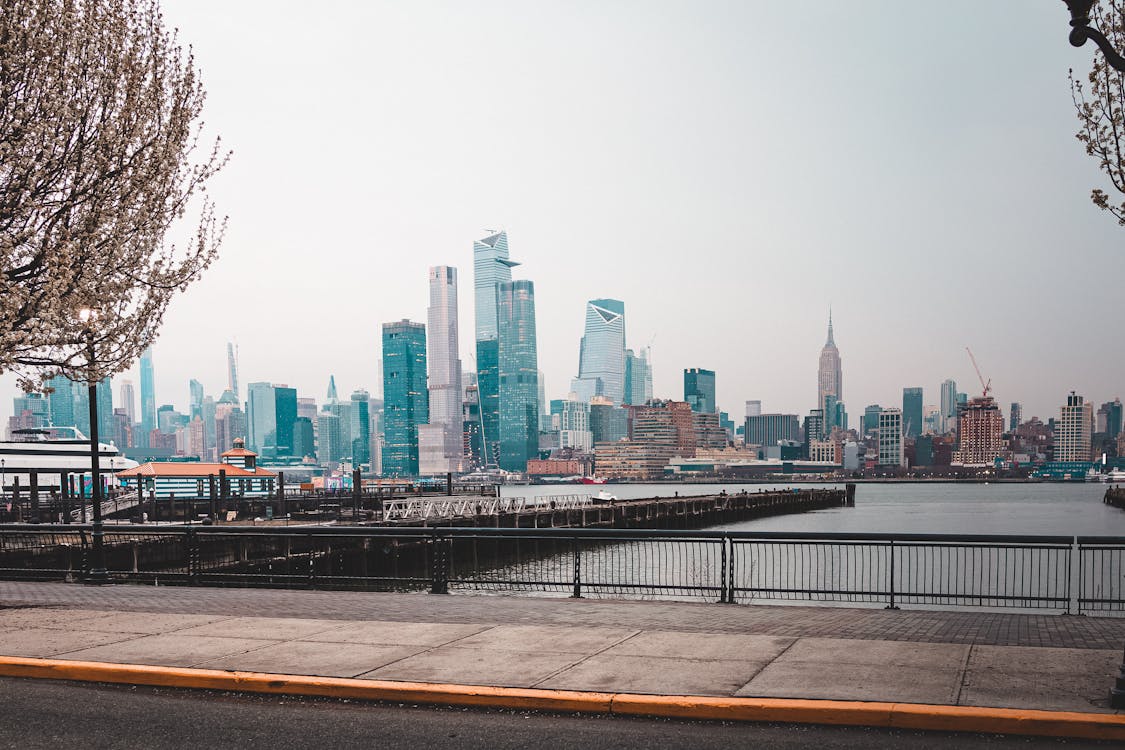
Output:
3 581 1124 650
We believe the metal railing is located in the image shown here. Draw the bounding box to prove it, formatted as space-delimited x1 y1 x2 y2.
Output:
0 525 1121 614
382 494 594 521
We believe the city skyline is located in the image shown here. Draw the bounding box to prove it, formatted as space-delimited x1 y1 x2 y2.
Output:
1 2 1124 425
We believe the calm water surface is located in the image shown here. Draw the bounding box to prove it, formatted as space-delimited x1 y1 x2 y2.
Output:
503 482 1125 536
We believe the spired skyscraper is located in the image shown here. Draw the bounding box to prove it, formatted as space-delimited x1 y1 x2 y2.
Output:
819 310 846 431
497 280 539 472
420 266 464 474
571 299 625 404
382 320 428 476
473 231 517 465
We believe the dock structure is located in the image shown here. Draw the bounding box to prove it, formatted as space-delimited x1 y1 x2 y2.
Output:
1107 486 1125 510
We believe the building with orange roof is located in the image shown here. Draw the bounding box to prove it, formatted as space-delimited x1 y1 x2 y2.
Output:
117 439 277 498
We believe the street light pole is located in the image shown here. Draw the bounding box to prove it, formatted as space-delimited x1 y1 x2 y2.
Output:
1065 0 1125 71
80 308 109 584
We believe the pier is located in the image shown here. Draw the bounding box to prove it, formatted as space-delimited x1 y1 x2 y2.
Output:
1106 486 1125 510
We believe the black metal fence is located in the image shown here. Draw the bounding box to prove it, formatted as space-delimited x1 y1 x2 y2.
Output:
0 525 1122 615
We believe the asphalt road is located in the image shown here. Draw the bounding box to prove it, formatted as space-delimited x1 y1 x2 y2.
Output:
0 677 1115 749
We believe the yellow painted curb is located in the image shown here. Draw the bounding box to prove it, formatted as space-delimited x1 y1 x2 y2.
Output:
1 656 1123 741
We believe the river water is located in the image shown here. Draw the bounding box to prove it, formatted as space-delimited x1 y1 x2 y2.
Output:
501 482 1125 537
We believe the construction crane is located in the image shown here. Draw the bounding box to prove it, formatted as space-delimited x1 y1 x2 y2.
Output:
965 347 991 399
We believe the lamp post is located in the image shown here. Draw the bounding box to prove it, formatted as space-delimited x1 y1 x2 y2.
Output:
1065 0 1125 71
78 307 109 584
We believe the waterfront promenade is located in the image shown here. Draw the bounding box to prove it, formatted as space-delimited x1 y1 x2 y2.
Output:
2 581 1124 738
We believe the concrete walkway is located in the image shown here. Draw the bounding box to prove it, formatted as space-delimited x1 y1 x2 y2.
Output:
1 582 1123 716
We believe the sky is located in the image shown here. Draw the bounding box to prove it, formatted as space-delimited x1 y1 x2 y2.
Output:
4 0 1125 426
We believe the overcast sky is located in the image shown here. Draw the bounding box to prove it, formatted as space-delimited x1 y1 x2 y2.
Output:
4 0 1124 426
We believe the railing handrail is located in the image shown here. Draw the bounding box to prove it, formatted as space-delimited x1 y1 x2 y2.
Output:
0 523 1091 546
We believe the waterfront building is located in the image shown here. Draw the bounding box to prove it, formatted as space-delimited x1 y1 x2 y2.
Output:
382 320 428 476
1010 402 1023 432
902 387 923 439
878 408 905 467
422 265 464 474
497 280 539 472
952 397 1004 465
631 400 697 456
118 439 277 499
803 409 824 456
745 413 800 449
817 311 842 415
139 347 156 442
623 348 653 406
862 404 881 436
1056 392 1093 462
572 299 625 404
940 379 958 433
808 438 842 464
594 439 676 480
693 412 728 450
684 368 716 413
473 231 515 464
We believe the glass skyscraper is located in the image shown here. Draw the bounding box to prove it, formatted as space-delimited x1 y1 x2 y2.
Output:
139 347 156 441
473 232 516 464
571 299 625 404
623 348 653 406
902 387 923 439
684 368 716 414
421 265 463 473
497 280 539 472
383 320 428 476
350 389 371 466
246 382 275 453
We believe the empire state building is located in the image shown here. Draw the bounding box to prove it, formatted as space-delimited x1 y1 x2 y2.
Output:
817 312 842 412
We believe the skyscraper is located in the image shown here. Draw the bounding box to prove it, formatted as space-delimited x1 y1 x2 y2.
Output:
940 379 958 433
189 379 204 419
45 375 76 429
350 389 371 466
902 387 923 439
383 320 428 476
624 348 653 406
1056 392 1093 462
863 404 882 436
817 311 842 415
497 280 539 472
246 382 276 453
96 377 113 443
1009 402 1023 432
878 408 905 467
683 368 716 414
953 397 1003 465
474 231 516 463
139 347 156 440
119 380 136 427
226 342 239 399
421 265 463 474
571 299 625 404
273 386 298 456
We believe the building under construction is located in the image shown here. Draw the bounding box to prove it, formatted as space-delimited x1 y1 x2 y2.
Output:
953 397 1004 466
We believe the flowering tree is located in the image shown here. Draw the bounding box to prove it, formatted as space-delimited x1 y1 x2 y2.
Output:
0 0 228 388
1070 0 1125 225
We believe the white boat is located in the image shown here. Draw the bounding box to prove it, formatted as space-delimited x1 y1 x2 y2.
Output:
1104 469 1125 483
0 427 137 493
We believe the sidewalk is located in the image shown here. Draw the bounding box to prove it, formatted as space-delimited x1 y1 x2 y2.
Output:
1 582 1123 724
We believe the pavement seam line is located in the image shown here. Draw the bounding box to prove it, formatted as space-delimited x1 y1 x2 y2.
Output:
733 635 800 695
3 656 1121 740
527 628 644 689
344 624 498 679
953 643 974 706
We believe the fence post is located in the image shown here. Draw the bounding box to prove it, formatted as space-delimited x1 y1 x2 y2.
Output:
186 527 198 585
307 534 316 586
720 536 730 604
571 536 582 598
885 539 899 610
78 529 90 581
430 530 449 594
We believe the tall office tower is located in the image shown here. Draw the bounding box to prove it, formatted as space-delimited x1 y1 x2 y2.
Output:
590 397 629 444
745 400 762 418
273 386 298 456
189 379 204 419
923 405 941 435
226 342 239 399
462 383 483 468
571 299 625 404
863 404 882 436
878 408 905 467
383 320 428 476
1056 392 1093 462
1106 399 1123 437
293 417 315 459
1010 402 1023 432
537 371 553 432
11 392 50 427
421 265 463 474
316 412 344 464
744 413 801 448
940 379 958 433
45 375 77 428
118 380 137 427
497 280 539 471
803 409 825 457
623 348 653 406
556 398 593 452
111 408 132 449
246 382 276 453
684 368 716 413
139 347 156 439
215 405 247 453
187 416 206 458
817 311 842 414
350 389 371 466
953 397 1004 465
902 387 923 439
96 377 113 443
201 396 216 459
474 231 516 464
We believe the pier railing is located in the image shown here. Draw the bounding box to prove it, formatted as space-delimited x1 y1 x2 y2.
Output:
0 525 1122 615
